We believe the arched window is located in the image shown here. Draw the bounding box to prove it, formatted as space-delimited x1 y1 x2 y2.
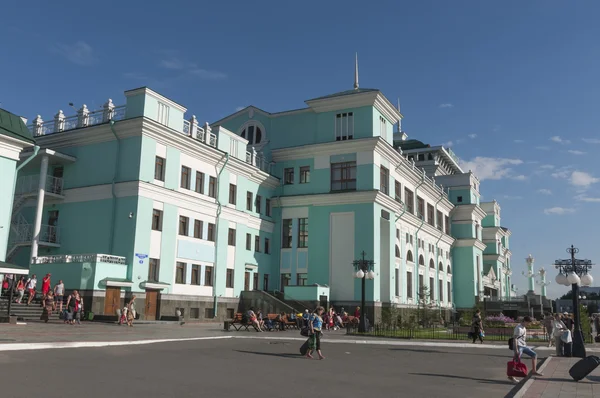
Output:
419 255 424 266
429 259 435 269
239 122 264 145
447 264 452 274
406 250 414 262
395 245 400 258
438 262 443 272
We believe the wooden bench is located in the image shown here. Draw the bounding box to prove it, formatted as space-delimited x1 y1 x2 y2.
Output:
229 313 258 331
342 316 357 328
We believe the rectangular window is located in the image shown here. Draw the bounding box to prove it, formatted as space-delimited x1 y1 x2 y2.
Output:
447 281 452 303
335 112 354 141
152 209 163 231
204 266 213 287
195 171 204 194
407 271 413 298
445 216 450 234
208 176 217 198
419 275 424 294
266 199 271 217
405 233 409 244
379 116 387 141
254 235 260 252
265 238 270 254
300 166 310 183
380 166 389 195
154 156 165 181
263 274 269 291
226 269 234 288
253 273 259 291
194 220 203 239
255 195 261 214
179 216 189 236
404 188 414 214
436 210 443 231
429 277 435 301
331 161 357 191
207 223 215 242
191 264 200 285
439 280 444 302
417 197 425 219
395 269 399 296
282 219 292 248
395 181 401 202
427 204 435 226
246 192 253 211
190 308 199 319
246 233 252 250
180 166 191 189
157 102 170 125
284 168 294 184
298 218 308 248
148 258 160 282
228 228 236 246
176 262 186 284
229 184 237 205
297 273 307 286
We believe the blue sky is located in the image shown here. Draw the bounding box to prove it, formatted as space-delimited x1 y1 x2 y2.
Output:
2 0 600 299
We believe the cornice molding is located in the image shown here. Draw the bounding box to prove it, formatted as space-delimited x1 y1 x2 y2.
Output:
274 190 378 208
454 238 487 251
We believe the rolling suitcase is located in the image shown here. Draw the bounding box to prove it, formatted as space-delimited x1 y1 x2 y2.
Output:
569 355 600 381
299 339 310 356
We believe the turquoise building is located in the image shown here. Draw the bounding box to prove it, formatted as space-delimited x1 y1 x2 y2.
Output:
8 79 515 321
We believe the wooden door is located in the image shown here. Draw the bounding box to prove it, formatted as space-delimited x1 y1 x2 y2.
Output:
244 272 250 291
145 290 158 320
104 287 121 315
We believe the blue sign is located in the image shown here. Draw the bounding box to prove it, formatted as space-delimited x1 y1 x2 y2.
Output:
135 253 148 265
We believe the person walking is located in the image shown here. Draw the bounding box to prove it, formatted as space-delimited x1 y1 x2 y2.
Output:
14 277 25 304
509 316 544 382
40 291 55 323
306 306 325 360
53 280 65 313
552 314 568 357
471 309 484 344
41 274 51 297
126 295 137 327
66 290 83 325
26 274 37 305
543 313 554 347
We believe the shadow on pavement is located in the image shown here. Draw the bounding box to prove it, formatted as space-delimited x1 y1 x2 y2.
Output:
408 372 514 385
389 348 508 358
234 350 302 359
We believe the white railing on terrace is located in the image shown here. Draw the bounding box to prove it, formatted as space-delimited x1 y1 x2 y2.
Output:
182 116 217 148
28 100 126 137
15 175 64 196
33 253 126 265
245 150 273 174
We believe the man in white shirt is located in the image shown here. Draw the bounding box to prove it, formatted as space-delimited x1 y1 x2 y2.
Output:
26 275 37 305
510 316 544 382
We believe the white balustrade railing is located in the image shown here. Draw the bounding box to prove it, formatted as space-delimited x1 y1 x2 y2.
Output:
183 120 190 135
15 175 64 196
33 253 126 265
28 104 126 137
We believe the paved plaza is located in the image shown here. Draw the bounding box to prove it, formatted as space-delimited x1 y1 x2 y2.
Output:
0 337 519 398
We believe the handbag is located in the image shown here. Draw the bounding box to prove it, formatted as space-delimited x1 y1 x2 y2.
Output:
507 357 528 378
300 327 309 337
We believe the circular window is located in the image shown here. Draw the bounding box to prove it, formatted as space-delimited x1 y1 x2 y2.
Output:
240 123 264 145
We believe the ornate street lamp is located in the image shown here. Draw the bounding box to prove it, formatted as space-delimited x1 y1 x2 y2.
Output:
554 245 594 358
353 251 375 333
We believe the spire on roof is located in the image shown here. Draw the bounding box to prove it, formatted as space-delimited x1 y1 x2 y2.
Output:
354 53 359 90
397 97 402 133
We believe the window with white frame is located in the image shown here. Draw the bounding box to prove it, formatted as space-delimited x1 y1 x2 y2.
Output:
379 116 387 141
335 112 354 141
157 103 170 126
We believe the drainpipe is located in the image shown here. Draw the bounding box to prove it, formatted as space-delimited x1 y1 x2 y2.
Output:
213 153 230 318
108 121 121 255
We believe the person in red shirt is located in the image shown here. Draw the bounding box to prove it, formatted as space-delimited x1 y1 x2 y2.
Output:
41 274 51 296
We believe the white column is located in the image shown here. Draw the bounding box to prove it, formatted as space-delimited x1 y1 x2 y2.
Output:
31 155 49 260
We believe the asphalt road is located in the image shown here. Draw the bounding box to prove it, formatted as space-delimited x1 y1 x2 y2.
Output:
0 338 523 398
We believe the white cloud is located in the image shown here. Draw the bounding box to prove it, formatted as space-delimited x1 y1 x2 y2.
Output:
575 194 600 202
442 141 453 147
550 136 571 144
503 195 523 200
571 171 599 188
512 175 527 181
468 133 477 139
567 150 586 155
537 189 552 195
439 103 453 108
582 138 600 144
51 41 96 65
189 68 227 80
536 146 550 150
544 207 575 215
539 164 555 170
514 139 524 143
159 57 227 80
459 157 523 181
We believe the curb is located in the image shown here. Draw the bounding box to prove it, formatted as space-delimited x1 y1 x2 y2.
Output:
505 356 552 398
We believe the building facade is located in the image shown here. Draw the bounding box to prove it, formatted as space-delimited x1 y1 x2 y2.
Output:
8 82 516 321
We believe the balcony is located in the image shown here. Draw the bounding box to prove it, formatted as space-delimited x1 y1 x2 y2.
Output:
10 220 61 247
15 175 64 197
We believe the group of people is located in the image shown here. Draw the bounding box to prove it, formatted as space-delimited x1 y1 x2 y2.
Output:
542 312 576 356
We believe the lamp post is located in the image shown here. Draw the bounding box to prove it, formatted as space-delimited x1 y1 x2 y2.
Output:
353 251 375 333
554 245 594 358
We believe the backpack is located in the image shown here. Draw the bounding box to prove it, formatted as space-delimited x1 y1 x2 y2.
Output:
508 338 514 350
